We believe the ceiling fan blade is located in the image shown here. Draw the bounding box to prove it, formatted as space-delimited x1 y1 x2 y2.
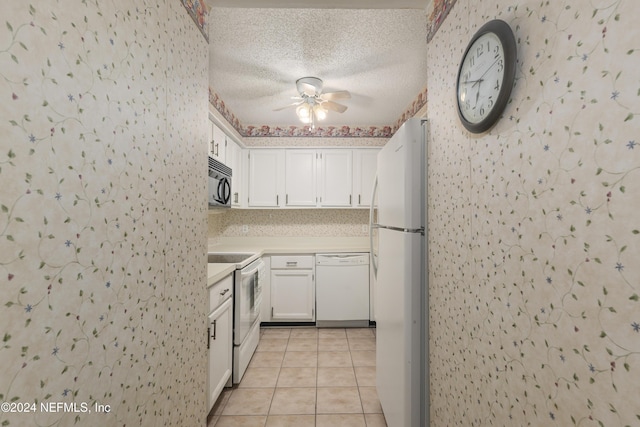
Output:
273 101 302 111
321 90 351 101
323 100 348 113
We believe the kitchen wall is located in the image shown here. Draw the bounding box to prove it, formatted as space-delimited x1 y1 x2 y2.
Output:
0 2 209 426
427 0 640 425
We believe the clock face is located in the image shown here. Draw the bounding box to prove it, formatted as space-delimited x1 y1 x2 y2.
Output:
457 32 505 124
455 19 517 134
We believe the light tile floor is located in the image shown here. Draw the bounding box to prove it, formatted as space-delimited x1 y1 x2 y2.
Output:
207 327 388 427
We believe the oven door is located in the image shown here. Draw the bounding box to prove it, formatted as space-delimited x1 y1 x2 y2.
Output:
234 259 264 345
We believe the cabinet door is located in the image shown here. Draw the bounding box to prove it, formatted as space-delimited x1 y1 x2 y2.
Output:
319 150 353 207
285 150 317 206
225 140 244 207
208 297 232 412
353 149 380 207
271 270 315 321
248 150 284 207
211 122 227 163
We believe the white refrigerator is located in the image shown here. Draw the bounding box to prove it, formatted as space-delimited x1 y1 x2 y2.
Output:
370 118 427 427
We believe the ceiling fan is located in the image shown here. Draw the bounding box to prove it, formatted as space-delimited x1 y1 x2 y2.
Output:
274 77 351 128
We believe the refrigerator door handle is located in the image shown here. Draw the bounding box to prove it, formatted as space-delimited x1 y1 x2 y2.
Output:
376 224 425 235
369 175 379 279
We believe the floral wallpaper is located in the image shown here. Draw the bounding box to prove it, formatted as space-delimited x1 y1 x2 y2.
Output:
427 0 640 426
0 1 209 426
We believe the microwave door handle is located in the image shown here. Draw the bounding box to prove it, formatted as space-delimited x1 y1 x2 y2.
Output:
217 179 225 201
222 178 231 204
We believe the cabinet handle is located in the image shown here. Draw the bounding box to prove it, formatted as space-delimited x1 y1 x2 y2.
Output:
271 307 274 318
349 195 352 205
359 194 361 205
211 320 217 340
234 192 239 203
214 143 219 157
207 327 210 349
276 195 279 205
286 261 298 267
210 140 215 156
286 194 288 204
220 288 229 296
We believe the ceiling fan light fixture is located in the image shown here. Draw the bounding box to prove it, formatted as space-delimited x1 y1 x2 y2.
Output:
296 104 310 119
314 105 327 121
274 77 349 128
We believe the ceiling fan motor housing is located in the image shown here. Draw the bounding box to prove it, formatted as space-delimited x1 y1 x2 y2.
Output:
296 76 323 96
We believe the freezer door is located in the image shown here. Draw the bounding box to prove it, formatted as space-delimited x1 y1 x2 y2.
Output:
376 118 424 230
375 227 422 427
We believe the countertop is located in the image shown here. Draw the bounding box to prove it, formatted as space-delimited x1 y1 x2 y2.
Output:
206 236 370 287
207 263 236 287
208 236 370 254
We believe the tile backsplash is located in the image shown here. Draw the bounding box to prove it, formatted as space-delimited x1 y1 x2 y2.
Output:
209 209 370 239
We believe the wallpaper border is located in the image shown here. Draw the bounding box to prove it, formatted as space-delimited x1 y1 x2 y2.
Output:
181 0 210 42
426 0 458 43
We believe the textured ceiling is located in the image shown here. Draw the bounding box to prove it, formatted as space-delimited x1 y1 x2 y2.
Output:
207 5 428 129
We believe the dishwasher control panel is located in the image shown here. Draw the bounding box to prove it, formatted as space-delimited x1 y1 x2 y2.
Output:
316 253 370 266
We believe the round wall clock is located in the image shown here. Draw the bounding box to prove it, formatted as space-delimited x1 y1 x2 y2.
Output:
456 19 517 134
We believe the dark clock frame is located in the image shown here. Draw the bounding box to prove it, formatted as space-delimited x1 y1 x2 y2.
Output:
456 19 517 134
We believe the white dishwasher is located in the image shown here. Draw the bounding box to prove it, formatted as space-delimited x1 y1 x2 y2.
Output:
316 253 370 327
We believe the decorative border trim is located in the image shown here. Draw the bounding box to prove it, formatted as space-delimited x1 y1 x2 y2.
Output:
393 86 428 132
426 0 458 43
181 0 209 42
243 125 394 138
208 87 245 134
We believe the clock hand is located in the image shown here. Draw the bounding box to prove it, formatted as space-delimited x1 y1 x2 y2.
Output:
477 57 501 81
462 78 485 86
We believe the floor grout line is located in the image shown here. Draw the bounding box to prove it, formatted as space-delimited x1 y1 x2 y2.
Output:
208 327 384 427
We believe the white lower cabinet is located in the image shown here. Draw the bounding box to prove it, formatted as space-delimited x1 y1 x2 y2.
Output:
208 275 233 412
270 255 315 321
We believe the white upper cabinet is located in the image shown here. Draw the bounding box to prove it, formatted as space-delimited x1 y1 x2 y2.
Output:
225 139 245 207
318 150 353 207
245 147 379 209
353 149 379 207
285 150 317 207
209 121 227 163
248 149 285 207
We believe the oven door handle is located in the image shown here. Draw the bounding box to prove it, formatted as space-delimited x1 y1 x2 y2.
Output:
240 259 263 279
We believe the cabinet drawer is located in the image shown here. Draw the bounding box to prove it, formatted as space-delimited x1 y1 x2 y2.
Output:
209 274 234 312
270 255 314 269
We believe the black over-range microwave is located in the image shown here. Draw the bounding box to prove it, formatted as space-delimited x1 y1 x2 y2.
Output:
208 156 232 208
